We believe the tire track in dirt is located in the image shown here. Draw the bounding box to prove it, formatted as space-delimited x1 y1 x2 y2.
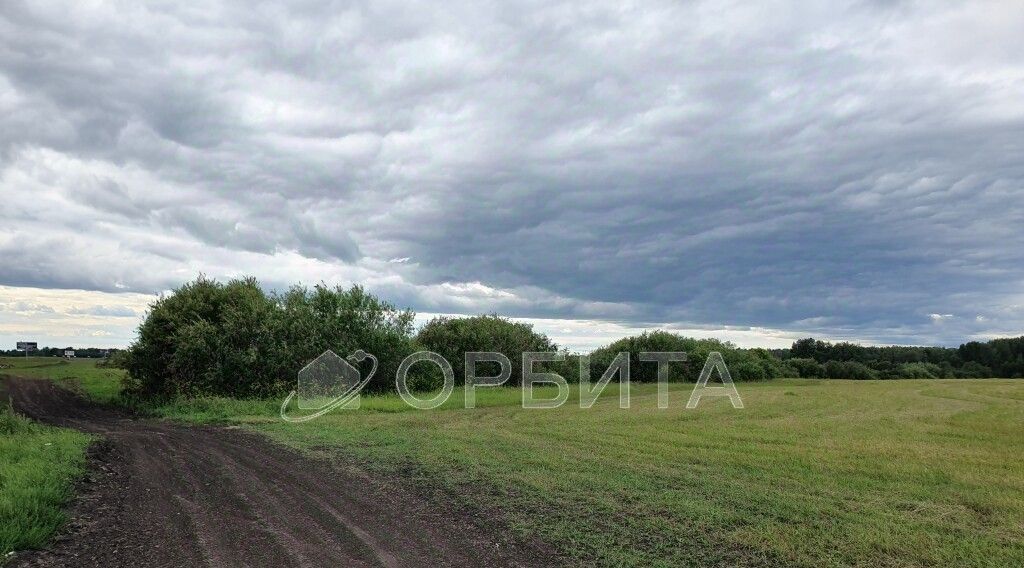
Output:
4 377 556 568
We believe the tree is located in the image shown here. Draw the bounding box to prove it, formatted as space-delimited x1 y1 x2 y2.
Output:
415 315 559 385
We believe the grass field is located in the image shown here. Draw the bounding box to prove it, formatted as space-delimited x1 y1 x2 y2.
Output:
0 403 91 559
0 358 100 560
0 357 123 404
5 358 1024 566
166 379 1024 567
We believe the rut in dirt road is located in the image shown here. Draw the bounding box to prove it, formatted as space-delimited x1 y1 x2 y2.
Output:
4 378 555 568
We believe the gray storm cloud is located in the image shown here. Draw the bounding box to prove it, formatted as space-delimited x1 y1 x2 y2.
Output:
1 0 1023 346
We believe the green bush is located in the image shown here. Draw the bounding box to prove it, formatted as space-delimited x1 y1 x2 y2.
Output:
823 360 877 380
588 331 697 383
893 362 943 379
124 277 418 398
788 357 825 378
587 331 776 383
747 348 792 380
271 284 419 394
1 405 91 556
415 315 559 385
731 360 767 382
99 349 130 369
956 361 993 378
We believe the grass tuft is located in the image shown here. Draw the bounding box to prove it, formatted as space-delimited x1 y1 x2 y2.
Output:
0 404 91 558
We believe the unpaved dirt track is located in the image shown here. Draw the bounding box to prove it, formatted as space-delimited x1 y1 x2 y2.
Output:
4 378 556 568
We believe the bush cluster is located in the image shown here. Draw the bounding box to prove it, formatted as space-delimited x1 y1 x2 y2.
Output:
120 276 1024 400
786 336 1020 379
822 360 876 380
586 331 786 383
123 278 568 398
123 277 418 398
414 314 562 387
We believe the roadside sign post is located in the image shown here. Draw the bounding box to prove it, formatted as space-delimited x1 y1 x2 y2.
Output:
16 341 38 358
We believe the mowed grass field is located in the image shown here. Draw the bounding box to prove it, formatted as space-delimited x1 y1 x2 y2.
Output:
0 359 93 559
5 357 1024 566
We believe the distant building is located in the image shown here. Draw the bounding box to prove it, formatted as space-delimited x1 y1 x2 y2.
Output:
64 350 75 358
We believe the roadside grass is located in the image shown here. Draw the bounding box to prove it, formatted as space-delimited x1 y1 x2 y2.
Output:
1 357 589 415
0 404 91 559
7 359 1024 566
0 358 123 404
154 383 626 423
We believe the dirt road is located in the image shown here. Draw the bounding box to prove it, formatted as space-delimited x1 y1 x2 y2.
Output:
4 378 554 567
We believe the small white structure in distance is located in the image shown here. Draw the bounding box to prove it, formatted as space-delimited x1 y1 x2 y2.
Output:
64 350 75 358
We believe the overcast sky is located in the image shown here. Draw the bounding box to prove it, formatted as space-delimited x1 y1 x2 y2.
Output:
2 0 1023 351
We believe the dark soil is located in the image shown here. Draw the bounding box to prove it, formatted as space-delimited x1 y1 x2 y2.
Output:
4 377 558 567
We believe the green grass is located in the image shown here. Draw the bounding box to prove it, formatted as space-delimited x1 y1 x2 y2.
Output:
154 379 1024 567
153 383 625 422
0 357 124 404
0 404 91 559
0 358 102 560
7 359 1024 566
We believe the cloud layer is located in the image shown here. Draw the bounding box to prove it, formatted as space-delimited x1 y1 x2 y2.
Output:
2 0 1024 348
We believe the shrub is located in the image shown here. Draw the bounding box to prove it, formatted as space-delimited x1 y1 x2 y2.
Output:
415 315 559 385
124 277 418 398
787 358 825 378
588 331 776 383
956 361 993 378
271 284 419 394
747 348 791 380
730 361 767 382
893 362 943 379
99 349 131 369
588 331 698 383
823 360 877 380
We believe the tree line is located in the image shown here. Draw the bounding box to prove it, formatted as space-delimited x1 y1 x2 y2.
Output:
0 347 118 358
62 276 1024 399
779 337 1024 379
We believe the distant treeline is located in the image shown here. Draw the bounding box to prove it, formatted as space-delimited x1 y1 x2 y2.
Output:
117 277 805 399
0 347 119 358
109 277 1022 399
775 337 1024 380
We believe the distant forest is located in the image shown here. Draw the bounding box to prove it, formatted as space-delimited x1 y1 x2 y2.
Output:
4 275 1023 386
774 336 1024 379
5 334 1023 381
0 347 118 358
